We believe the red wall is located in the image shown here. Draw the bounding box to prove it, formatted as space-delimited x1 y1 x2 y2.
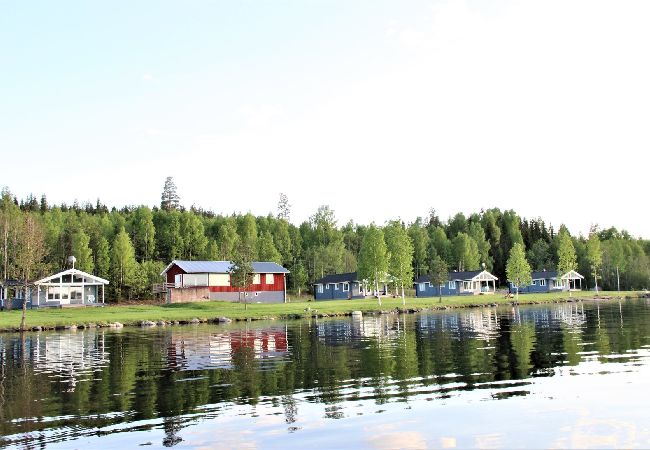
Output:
165 263 286 293
166 265 186 284
209 273 285 293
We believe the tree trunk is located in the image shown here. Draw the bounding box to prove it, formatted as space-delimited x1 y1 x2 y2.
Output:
401 282 405 306
594 273 599 295
20 295 27 332
515 286 519 302
616 266 620 292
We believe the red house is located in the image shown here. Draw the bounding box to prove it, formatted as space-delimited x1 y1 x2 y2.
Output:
160 260 290 304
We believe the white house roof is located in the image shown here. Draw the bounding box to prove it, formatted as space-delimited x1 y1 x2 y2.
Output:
34 268 109 285
161 260 290 276
560 270 585 280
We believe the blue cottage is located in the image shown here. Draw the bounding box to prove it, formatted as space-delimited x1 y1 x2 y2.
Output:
313 272 390 300
509 269 584 294
414 270 499 298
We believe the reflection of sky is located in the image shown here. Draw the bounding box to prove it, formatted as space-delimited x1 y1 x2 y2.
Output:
35 347 650 449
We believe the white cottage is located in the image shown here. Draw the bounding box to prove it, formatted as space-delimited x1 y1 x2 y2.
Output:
31 268 109 307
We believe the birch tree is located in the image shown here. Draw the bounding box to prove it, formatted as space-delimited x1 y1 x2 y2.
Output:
587 232 603 294
15 214 46 331
506 243 532 301
357 224 388 306
385 221 414 304
557 229 577 296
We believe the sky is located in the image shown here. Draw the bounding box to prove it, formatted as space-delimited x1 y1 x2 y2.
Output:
2 0 649 237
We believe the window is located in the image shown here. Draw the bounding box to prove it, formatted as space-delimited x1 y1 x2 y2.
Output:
333 283 339 290
316 284 324 294
342 283 349 292
448 281 456 290
540 279 546 286
418 283 426 292
532 280 537 285
265 274 274 284
253 274 261 284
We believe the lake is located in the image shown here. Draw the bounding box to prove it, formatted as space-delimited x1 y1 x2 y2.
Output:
1 298 649 449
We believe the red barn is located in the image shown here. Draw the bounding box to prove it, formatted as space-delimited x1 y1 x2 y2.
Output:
160 260 290 304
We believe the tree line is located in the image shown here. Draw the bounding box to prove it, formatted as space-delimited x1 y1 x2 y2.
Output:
1 179 649 302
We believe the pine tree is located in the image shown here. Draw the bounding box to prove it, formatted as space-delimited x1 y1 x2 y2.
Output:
160 177 180 211
277 193 291 221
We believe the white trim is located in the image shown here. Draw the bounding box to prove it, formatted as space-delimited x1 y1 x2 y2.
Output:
540 279 546 286
342 282 349 292
448 281 456 289
316 284 324 294
34 268 109 286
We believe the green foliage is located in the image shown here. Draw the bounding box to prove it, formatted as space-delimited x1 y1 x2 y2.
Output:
95 236 110 279
70 229 94 273
130 206 156 262
429 254 448 301
587 232 603 290
110 228 137 301
258 231 282 264
357 224 389 294
229 243 255 307
451 232 480 271
384 221 414 298
506 243 532 297
556 229 577 277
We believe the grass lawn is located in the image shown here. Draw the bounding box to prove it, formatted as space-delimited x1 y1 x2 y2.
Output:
0 291 641 332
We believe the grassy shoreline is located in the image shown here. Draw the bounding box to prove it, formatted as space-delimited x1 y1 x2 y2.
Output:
0 291 643 332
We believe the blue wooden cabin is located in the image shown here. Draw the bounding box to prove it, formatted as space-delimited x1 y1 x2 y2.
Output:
509 270 584 294
313 272 390 300
414 270 498 297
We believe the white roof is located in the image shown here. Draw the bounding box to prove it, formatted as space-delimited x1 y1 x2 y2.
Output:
34 268 109 285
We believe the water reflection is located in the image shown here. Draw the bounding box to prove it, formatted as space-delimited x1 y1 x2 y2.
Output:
0 299 648 449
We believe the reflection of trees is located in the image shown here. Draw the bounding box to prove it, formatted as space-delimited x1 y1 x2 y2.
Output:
2 300 650 444
509 323 536 378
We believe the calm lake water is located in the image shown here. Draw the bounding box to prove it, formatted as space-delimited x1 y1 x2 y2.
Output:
1 299 649 449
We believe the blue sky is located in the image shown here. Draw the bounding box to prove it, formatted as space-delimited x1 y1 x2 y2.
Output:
2 1 650 237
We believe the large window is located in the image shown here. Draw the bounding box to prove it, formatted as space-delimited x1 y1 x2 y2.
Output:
253 274 261 284
418 283 426 292
316 284 323 294
265 274 274 284
448 281 456 290
342 283 349 292
540 279 546 286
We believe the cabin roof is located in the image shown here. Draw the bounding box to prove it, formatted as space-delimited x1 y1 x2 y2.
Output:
314 272 359 285
34 268 109 285
415 269 498 284
161 260 290 276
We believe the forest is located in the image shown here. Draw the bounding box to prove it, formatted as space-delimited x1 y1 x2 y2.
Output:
1 178 649 301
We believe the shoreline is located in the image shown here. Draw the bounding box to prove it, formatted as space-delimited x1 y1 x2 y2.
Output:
0 291 644 333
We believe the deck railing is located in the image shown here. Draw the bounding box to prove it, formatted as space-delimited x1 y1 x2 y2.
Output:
152 283 175 294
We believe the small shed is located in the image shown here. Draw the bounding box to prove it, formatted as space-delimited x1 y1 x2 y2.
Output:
32 268 109 307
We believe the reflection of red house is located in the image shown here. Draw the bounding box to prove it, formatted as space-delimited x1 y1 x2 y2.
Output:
230 330 288 354
160 260 290 304
166 327 290 371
